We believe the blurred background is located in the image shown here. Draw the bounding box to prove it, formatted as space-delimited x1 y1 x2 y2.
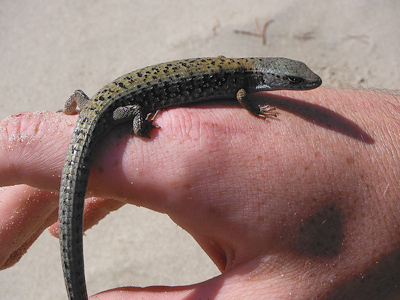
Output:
0 1 399 299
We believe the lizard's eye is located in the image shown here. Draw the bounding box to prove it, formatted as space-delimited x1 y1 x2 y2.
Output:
285 76 304 84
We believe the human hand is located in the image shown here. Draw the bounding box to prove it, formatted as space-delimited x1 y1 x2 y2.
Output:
1 89 399 299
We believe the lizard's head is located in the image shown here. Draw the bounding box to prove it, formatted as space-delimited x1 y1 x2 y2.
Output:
250 57 322 91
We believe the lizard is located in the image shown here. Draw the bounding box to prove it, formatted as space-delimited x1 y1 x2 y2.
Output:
58 56 322 299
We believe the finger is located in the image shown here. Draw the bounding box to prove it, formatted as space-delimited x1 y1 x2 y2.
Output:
48 198 125 237
89 261 281 300
91 285 195 300
0 111 73 190
0 184 58 269
90 276 221 300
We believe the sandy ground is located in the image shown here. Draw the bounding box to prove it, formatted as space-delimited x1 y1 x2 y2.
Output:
0 1 399 299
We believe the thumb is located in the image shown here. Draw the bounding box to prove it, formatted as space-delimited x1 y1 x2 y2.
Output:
91 275 226 300
90 261 283 300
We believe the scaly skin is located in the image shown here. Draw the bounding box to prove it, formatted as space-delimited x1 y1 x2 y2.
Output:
59 57 322 300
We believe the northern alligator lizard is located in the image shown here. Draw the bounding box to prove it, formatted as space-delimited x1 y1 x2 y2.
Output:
58 56 322 299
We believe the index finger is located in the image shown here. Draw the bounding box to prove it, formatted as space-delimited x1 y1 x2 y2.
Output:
0 111 74 190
